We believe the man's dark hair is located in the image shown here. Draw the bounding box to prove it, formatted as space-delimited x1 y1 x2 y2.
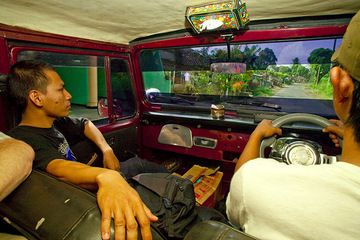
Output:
348 78 360 142
7 60 55 112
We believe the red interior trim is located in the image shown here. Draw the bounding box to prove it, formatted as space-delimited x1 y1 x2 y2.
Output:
0 23 129 53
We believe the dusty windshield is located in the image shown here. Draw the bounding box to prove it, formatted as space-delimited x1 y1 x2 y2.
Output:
140 38 342 117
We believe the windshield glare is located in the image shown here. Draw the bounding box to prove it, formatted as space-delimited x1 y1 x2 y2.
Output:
140 38 342 117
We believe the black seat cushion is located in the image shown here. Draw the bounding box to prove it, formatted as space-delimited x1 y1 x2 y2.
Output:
0 170 166 240
184 220 260 240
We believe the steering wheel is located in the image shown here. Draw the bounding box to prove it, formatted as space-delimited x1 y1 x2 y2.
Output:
259 113 342 164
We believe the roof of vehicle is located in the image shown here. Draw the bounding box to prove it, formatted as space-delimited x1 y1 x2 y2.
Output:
0 0 360 45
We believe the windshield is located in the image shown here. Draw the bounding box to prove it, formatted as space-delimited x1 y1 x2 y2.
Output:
140 37 342 117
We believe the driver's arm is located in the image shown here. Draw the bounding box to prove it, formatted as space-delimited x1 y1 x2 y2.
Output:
235 120 282 171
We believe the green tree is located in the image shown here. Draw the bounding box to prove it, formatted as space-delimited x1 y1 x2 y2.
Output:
307 48 333 85
290 57 310 82
242 45 260 69
211 48 227 59
254 48 277 70
292 57 300 65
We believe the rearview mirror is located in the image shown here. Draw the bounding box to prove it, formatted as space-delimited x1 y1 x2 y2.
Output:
210 62 246 74
97 98 123 118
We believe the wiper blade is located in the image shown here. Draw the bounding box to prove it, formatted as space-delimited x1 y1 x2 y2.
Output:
148 94 195 105
223 99 281 111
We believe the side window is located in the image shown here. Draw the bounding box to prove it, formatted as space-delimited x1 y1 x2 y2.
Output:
17 51 108 123
110 58 136 120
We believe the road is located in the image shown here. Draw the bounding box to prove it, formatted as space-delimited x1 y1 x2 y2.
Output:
273 83 317 98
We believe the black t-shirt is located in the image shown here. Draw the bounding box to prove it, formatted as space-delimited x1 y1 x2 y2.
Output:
9 117 88 170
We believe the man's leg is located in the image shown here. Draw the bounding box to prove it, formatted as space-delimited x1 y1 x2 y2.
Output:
120 156 168 179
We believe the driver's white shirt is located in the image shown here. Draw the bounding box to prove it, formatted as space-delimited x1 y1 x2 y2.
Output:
226 158 360 240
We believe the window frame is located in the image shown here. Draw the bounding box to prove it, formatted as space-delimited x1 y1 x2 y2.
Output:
131 24 347 116
10 45 137 125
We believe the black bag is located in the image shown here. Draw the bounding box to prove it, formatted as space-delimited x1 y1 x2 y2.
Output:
132 173 198 239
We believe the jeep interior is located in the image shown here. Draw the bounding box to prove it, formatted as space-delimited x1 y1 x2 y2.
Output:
1 0 360 239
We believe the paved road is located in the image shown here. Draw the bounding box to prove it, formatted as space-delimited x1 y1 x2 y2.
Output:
273 83 316 98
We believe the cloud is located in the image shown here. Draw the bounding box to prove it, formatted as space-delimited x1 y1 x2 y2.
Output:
277 42 309 64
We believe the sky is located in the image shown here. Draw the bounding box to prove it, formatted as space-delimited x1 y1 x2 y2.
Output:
204 38 343 65
273 38 342 64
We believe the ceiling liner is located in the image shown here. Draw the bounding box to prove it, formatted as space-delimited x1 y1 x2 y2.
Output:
0 0 359 44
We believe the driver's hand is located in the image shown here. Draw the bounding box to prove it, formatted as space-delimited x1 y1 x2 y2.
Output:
323 119 344 148
235 119 282 171
96 171 158 240
253 119 282 140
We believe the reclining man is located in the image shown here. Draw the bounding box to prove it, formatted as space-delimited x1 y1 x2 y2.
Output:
226 11 360 240
7 60 168 240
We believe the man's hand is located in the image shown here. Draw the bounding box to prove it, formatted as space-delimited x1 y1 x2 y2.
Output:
96 171 158 240
46 160 157 240
252 119 282 140
323 119 344 148
103 149 121 171
235 119 282 171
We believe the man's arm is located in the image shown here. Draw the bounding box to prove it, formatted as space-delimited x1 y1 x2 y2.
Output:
46 160 157 240
0 137 34 201
83 120 120 171
235 120 282 171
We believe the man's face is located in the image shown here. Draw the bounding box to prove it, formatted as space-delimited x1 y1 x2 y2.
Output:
41 70 72 118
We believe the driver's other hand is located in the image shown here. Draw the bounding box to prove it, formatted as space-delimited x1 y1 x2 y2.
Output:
96 170 157 240
323 119 344 148
254 119 282 139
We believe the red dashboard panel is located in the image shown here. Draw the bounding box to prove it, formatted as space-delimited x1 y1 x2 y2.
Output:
142 124 250 162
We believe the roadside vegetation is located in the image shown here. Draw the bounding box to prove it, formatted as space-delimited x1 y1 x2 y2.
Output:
177 46 333 99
